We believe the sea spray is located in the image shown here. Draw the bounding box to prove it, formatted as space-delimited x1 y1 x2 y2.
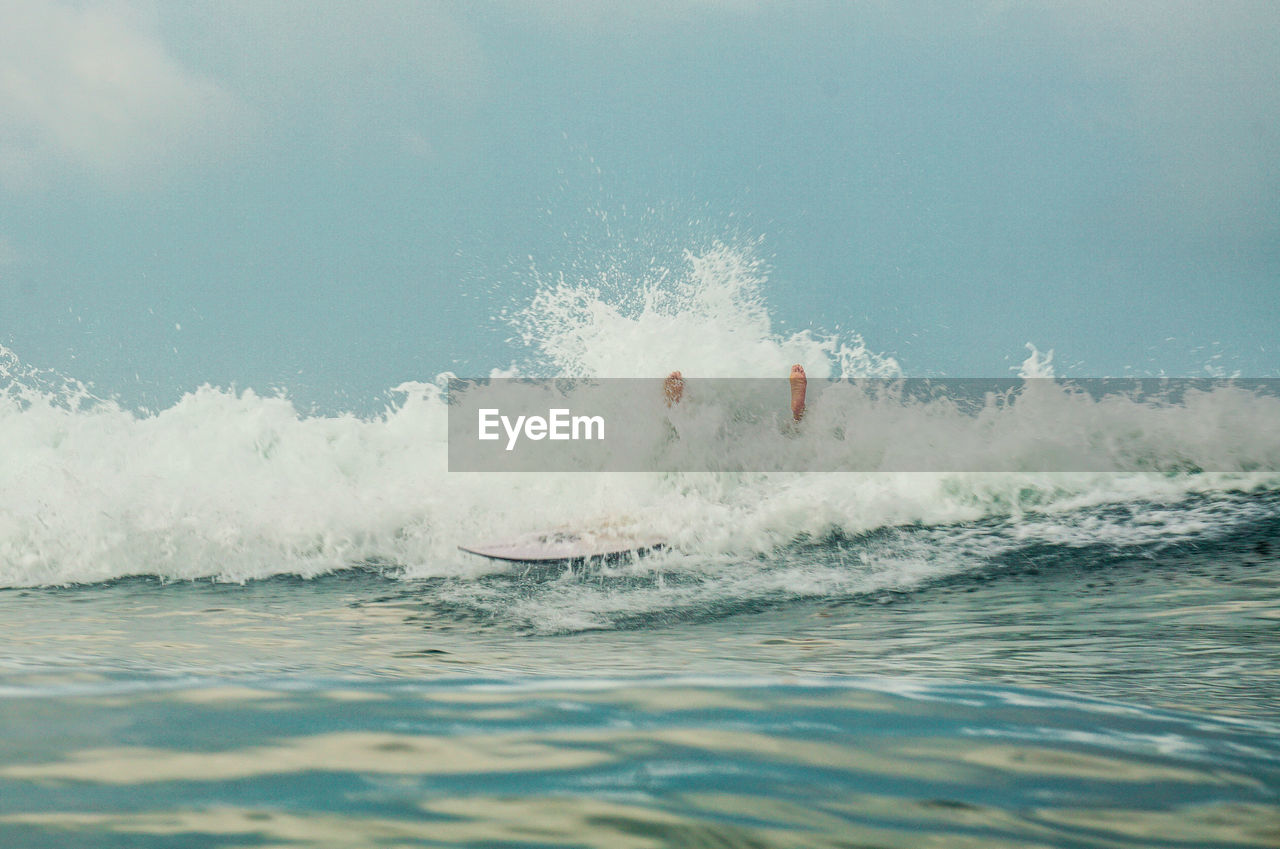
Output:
506 240 900 379
1 242 1278 606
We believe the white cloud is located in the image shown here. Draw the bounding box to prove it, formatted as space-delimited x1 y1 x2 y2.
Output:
184 3 485 105
154 1 490 159
0 0 249 190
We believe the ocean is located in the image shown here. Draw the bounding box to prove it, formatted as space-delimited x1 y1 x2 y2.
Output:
2 249 1278 847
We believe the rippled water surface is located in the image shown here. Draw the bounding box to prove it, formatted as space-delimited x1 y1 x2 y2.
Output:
2 497 1278 848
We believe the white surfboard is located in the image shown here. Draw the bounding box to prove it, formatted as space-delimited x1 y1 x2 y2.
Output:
458 530 665 564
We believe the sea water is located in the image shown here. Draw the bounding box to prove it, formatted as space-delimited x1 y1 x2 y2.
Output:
2 244 1278 847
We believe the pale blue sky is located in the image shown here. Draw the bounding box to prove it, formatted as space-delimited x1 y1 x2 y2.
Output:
2 1 1277 411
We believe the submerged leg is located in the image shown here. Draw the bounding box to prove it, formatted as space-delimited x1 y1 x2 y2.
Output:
664 370 684 407
789 364 806 422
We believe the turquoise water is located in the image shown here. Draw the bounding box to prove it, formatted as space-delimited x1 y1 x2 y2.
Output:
2 491 1278 848
5 5 1278 844
4 244 1279 846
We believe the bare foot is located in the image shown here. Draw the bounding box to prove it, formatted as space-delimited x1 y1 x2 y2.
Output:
664 370 684 407
789 364 806 421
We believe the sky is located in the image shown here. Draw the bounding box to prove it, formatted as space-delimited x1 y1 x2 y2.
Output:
1 0 1277 411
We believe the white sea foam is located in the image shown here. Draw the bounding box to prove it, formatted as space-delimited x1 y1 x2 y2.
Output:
1 240 1277 593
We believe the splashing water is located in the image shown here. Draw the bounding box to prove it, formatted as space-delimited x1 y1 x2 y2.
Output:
506 240 899 379
1 238 1278 638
